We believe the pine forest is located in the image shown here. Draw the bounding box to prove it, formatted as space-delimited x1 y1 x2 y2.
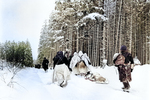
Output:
38 0 150 66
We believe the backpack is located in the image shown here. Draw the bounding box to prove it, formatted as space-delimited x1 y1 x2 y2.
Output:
115 54 125 65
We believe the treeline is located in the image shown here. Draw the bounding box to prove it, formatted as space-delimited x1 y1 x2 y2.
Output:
38 0 105 64
0 40 33 67
38 0 150 66
104 0 150 65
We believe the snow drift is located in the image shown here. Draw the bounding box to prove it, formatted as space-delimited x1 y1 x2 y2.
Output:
0 62 150 100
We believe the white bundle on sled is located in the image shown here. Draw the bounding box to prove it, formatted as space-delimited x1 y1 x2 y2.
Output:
52 64 71 87
69 51 91 75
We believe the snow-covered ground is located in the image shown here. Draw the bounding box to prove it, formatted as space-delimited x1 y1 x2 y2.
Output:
0 64 150 100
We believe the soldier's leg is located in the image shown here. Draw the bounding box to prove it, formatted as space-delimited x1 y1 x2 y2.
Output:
122 81 130 90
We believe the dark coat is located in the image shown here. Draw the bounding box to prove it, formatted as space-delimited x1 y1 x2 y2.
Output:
117 64 132 82
121 52 134 64
114 52 134 82
53 51 69 68
42 58 49 70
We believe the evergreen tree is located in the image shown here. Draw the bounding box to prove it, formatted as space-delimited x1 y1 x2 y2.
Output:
38 0 150 66
1 41 33 67
24 40 33 67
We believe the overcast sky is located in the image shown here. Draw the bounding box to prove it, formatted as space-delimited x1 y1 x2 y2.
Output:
0 0 55 60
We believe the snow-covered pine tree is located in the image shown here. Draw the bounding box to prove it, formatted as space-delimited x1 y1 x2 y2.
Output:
39 0 150 66
24 40 33 67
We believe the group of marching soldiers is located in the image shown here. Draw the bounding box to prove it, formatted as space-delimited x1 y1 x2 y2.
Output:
36 45 135 92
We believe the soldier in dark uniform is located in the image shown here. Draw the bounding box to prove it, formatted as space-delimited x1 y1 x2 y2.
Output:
42 57 49 72
113 45 134 92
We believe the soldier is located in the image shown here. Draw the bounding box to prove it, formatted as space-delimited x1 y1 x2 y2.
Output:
113 45 134 92
42 57 49 72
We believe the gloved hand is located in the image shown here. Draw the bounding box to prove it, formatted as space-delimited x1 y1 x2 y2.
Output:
131 68 133 72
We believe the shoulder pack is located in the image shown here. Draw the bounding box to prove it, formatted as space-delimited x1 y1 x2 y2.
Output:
115 54 125 65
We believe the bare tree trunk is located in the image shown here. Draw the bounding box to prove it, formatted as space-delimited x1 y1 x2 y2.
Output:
129 1 133 53
96 23 99 66
103 22 106 60
115 0 122 53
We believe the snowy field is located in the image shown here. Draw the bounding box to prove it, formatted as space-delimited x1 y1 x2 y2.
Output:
0 64 150 100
